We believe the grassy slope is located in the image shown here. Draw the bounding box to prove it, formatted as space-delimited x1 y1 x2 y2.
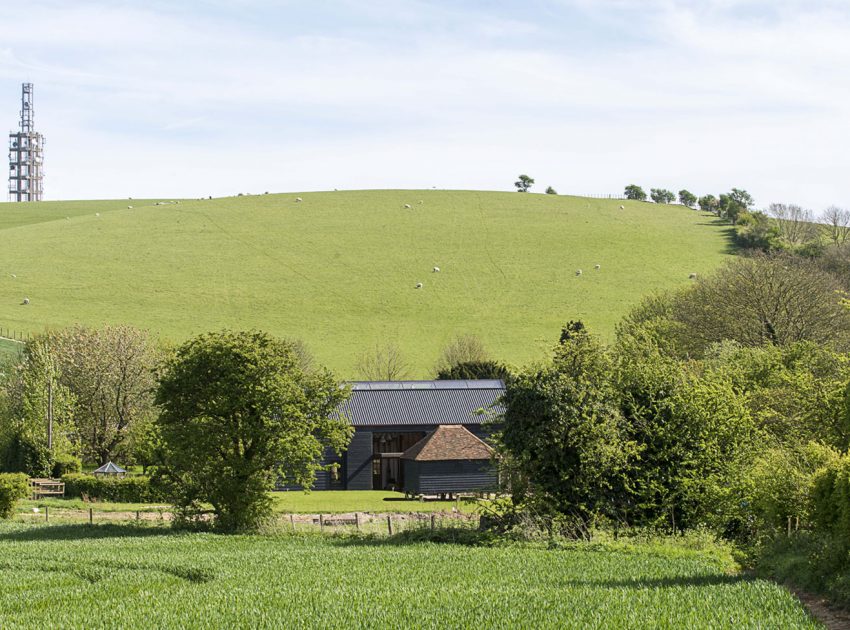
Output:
0 191 732 376
0 523 817 628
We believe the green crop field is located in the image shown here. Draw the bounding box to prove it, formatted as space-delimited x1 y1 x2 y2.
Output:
0 523 816 628
0 191 733 376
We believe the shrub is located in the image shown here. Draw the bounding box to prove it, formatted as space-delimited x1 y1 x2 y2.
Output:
811 455 850 543
0 472 28 518
61 473 164 503
51 453 82 478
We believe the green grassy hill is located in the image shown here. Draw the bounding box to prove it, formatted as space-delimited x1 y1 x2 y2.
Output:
0 190 733 376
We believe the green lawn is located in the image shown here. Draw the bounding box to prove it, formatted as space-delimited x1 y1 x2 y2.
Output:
270 490 474 513
0 191 733 376
0 522 817 628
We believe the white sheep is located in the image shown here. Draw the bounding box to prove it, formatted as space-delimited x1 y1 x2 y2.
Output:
619 205 625 210
576 269 582 276
22 297 29 305
95 212 100 217
689 273 697 279
127 205 133 209
404 204 412 209
295 197 303 203
594 264 601 270
415 282 423 289
433 267 440 273
10 274 15 279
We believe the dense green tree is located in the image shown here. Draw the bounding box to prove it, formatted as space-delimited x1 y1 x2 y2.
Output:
498 325 633 525
698 194 719 214
614 334 757 532
734 211 781 251
678 190 697 208
514 175 534 192
545 186 557 195
650 188 676 204
436 360 511 381
155 330 352 531
0 338 75 476
624 184 647 201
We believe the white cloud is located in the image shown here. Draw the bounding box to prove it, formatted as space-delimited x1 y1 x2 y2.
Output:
0 1 847 210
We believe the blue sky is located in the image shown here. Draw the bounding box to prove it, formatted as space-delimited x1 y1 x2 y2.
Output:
1 0 848 210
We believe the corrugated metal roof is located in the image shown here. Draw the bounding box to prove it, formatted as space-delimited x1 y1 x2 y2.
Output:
339 380 504 427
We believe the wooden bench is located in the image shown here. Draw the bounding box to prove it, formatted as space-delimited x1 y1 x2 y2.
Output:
28 478 65 500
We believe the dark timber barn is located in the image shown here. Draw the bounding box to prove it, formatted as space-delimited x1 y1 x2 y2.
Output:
307 380 504 491
401 425 497 496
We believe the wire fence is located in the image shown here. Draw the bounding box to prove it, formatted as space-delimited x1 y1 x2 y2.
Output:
16 506 481 536
0 327 29 343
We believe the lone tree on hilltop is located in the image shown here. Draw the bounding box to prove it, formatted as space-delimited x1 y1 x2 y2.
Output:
678 190 697 208
624 185 647 201
650 188 676 205
155 330 352 532
545 186 557 195
515 175 534 193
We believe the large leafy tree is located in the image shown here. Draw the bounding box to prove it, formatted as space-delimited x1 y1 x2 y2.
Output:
498 324 633 525
624 184 647 201
155 330 352 532
51 325 162 465
0 338 75 476
514 174 534 192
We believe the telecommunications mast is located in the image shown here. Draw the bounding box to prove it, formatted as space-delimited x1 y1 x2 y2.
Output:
8 83 44 201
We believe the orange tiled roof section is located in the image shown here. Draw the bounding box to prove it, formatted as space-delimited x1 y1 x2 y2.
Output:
401 425 495 462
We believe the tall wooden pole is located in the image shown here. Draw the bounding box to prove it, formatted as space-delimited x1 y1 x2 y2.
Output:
47 376 54 452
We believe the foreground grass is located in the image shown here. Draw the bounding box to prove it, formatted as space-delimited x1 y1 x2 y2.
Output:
0 522 816 628
0 190 732 376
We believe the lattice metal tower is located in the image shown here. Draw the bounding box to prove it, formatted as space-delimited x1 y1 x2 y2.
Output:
8 83 44 202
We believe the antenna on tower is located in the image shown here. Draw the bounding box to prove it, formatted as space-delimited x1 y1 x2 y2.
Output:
8 82 44 202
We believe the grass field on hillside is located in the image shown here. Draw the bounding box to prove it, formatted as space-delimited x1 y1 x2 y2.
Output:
0 523 817 628
0 191 733 376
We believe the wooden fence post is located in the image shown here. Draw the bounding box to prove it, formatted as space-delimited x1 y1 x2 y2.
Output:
89 508 93 525
355 512 360 532
136 511 140 522
430 514 435 532
319 514 324 533
387 515 393 536
44 506 48 523
290 514 295 531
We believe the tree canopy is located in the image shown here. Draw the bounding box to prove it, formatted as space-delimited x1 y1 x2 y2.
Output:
155 330 352 531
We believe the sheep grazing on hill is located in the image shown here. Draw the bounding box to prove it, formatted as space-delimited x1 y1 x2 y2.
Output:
95 213 100 217
22 297 29 305
404 204 412 209
619 205 625 210
433 267 440 273
576 269 582 276
415 282 423 289
295 197 303 203
594 264 601 270
127 205 133 209
689 273 698 279
10 274 16 279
